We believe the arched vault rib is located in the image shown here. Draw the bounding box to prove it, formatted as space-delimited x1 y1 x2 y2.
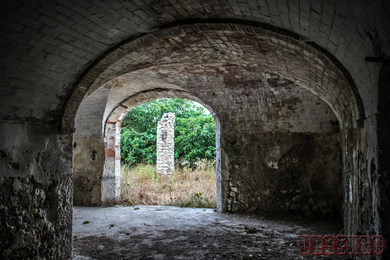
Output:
63 23 364 133
105 88 217 131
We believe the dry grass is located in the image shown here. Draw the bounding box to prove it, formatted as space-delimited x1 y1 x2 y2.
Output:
120 159 217 208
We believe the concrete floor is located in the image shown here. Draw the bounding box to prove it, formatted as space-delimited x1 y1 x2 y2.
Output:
72 206 342 259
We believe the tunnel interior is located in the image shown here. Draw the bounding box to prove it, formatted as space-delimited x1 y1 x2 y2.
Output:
1 1 389 259
73 63 343 221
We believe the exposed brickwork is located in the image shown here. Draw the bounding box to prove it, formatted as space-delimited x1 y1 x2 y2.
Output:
104 148 115 158
131 66 341 134
73 135 103 206
74 85 111 137
65 23 364 133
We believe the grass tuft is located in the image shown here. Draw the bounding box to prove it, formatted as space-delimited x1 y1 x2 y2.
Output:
120 159 217 208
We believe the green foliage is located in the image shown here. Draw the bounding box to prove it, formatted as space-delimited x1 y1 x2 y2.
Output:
121 128 156 165
120 98 216 165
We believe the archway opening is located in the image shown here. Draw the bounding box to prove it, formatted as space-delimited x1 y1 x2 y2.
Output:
119 98 218 209
67 22 367 258
71 77 346 259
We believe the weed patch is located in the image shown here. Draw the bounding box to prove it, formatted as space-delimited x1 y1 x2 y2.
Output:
120 159 217 208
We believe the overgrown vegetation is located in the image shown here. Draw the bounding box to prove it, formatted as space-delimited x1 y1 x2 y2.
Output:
120 160 217 208
120 98 217 208
120 98 216 166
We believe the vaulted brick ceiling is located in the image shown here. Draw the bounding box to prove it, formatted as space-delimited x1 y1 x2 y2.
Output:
0 0 389 128
70 23 364 136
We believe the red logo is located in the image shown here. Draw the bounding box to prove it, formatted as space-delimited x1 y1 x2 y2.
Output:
298 235 386 256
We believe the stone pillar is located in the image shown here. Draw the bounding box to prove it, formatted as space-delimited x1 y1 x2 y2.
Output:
156 113 175 176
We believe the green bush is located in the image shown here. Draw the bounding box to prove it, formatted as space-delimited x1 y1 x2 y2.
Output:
120 98 216 166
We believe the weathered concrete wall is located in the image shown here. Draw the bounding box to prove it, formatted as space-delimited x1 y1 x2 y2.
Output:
72 135 104 206
204 77 343 217
0 123 73 259
156 113 175 176
222 132 341 217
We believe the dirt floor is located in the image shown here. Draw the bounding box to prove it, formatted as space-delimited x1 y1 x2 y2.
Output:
72 206 345 260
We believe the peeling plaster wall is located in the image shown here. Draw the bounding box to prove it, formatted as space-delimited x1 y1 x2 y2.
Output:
72 136 104 206
203 76 343 217
72 85 108 206
223 132 341 217
0 123 72 259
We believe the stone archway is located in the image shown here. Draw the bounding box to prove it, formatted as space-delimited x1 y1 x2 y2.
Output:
67 22 366 236
101 88 222 209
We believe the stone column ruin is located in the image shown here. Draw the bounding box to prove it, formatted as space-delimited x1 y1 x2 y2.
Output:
156 113 175 176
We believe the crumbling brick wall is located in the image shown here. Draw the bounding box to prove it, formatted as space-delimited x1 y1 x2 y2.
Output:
156 113 175 176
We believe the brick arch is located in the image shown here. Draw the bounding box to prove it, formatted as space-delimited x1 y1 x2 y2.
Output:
62 22 364 134
101 88 222 208
68 22 367 234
